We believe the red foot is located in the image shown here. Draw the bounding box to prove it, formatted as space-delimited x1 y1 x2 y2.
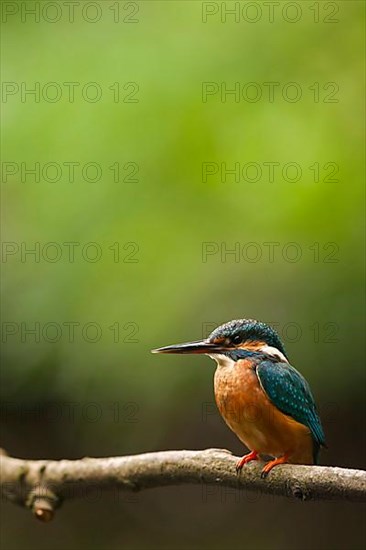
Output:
261 454 289 478
236 450 259 472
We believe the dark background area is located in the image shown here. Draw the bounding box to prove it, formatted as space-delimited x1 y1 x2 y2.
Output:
1 1 365 549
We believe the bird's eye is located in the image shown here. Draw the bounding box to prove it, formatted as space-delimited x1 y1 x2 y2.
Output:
232 334 241 345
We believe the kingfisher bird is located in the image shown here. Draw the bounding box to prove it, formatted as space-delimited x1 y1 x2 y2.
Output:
152 318 326 477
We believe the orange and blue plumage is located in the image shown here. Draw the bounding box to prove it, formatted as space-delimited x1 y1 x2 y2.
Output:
153 318 326 477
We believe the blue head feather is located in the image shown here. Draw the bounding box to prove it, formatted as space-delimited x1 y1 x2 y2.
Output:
208 319 287 359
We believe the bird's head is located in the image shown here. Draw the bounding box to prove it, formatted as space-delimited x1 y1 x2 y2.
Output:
152 318 288 364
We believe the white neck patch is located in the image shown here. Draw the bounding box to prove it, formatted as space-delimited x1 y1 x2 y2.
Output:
260 345 288 363
207 353 235 368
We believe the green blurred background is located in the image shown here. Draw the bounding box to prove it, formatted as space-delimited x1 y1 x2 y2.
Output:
1 1 365 549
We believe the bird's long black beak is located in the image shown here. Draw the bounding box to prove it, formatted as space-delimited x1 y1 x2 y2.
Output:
151 340 225 354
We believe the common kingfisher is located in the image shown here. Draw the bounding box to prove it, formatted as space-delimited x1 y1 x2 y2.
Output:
152 318 326 477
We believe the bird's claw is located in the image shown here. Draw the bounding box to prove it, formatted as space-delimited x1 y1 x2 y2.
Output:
260 455 288 478
236 451 259 473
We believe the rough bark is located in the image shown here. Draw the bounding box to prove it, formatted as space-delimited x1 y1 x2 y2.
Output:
1 449 365 521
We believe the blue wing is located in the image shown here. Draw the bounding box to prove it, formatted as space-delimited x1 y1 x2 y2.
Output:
256 360 326 460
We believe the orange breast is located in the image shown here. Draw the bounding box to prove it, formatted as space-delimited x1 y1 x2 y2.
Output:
214 359 314 464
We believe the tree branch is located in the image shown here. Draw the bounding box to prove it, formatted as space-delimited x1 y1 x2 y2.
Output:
1 448 365 521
